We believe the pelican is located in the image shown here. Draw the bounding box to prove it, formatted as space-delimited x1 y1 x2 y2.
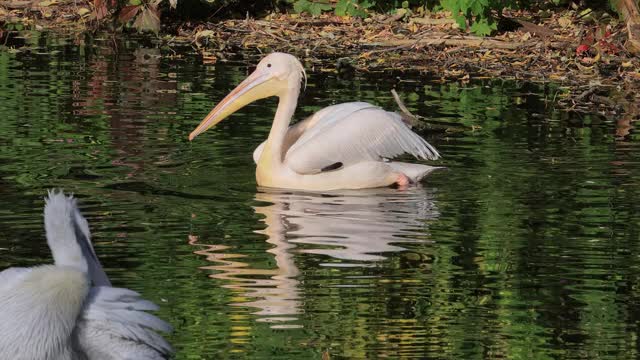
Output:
189 52 441 191
0 190 172 360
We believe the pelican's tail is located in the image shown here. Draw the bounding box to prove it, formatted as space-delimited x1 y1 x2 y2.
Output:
75 286 173 359
388 162 444 183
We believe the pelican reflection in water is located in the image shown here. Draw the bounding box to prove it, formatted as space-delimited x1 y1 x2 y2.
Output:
189 187 438 329
189 52 441 191
0 190 172 360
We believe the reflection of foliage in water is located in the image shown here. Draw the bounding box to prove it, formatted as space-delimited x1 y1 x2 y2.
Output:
0 34 639 359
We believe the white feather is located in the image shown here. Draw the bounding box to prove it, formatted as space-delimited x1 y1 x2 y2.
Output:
75 286 173 359
284 103 439 174
253 102 439 175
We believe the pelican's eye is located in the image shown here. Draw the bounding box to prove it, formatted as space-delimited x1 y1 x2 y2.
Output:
267 63 272 68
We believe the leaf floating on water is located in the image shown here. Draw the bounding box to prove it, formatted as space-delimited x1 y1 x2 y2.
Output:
201 51 217 64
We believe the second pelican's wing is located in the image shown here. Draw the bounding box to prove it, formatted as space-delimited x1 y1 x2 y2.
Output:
284 103 440 175
0 266 89 360
0 267 32 292
75 286 173 360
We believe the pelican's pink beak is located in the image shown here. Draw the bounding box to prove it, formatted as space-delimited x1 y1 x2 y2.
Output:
189 69 273 141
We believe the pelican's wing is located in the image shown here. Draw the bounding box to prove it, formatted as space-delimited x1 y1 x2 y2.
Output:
0 265 90 360
253 102 380 164
75 286 173 360
0 267 32 291
284 102 440 174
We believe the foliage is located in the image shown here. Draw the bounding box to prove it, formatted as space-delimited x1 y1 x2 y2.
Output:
290 0 374 17
292 0 332 15
335 0 374 17
289 0 505 35
440 0 501 35
94 0 178 33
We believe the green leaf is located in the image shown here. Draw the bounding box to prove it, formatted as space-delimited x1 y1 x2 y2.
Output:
335 0 348 16
469 18 496 36
360 0 373 9
312 2 332 14
293 0 310 13
293 0 331 16
335 0 370 17
467 0 489 16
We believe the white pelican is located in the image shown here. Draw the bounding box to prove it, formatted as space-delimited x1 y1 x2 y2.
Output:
0 190 172 360
189 52 440 191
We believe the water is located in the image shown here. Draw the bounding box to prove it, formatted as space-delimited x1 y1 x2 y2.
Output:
1 32 639 359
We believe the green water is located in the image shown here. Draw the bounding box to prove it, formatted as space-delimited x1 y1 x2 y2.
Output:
1 33 639 359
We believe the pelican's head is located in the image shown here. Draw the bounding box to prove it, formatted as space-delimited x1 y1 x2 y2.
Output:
189 52 306 141
44 190 111 286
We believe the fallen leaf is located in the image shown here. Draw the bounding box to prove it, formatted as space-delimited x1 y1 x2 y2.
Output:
94 0 109 20
76 7 90 16
133 6 160 33
558 16 572 28
195 29 215 43
37 0 57 6
576 44 590 55
319 31 335 39
118 5 139 23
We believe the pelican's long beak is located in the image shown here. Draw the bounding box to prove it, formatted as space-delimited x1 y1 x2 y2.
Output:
189 68 274 141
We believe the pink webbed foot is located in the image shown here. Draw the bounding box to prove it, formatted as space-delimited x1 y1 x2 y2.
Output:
395 173 411 189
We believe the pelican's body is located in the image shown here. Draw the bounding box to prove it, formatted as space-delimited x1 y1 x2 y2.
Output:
0 191 172 360
189 53 440 191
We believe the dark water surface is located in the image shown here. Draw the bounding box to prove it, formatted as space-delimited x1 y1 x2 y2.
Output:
1 34 639 359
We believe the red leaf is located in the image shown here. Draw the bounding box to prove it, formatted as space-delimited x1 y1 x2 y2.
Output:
94 0 108 20
576 44 590 56
118 5 140 23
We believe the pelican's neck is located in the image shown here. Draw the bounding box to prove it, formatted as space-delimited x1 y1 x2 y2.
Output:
262 85 299 167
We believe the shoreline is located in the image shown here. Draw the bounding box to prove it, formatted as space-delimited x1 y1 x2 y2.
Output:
1 4 638 118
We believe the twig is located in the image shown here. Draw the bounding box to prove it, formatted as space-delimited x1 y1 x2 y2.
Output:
382 12 405 24
576 87 597 102
410 17 457 26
